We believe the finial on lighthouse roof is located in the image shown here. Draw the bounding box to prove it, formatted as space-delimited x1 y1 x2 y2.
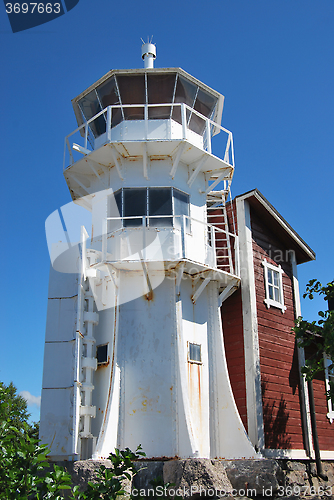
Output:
141 37 156 68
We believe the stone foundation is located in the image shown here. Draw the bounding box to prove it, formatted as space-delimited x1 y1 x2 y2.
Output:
53 458 334 499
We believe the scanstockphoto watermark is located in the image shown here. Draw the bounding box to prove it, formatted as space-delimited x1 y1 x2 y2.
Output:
3 0 80 33
131 485 277 497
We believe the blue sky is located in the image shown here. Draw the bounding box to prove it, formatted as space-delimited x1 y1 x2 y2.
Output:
1 0 333 423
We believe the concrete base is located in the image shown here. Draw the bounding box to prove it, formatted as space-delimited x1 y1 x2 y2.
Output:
51 458 334 499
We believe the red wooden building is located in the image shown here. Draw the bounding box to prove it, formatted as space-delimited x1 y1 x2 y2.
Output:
215 188 334 460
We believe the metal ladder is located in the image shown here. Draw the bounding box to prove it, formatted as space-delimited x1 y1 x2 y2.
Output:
207 191 234 274
72 227 99 460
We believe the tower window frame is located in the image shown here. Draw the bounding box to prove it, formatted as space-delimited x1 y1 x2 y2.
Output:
111 187 190 230
188 342 202 364
262 259 286 313
96 344 109 366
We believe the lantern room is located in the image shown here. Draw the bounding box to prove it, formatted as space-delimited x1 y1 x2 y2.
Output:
71 68 224 151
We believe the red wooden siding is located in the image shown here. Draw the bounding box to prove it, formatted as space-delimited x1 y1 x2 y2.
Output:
250 207 305 450
220 198 334 454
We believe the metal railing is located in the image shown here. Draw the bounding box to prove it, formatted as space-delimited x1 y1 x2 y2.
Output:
63 102 234 170
97 214 239 277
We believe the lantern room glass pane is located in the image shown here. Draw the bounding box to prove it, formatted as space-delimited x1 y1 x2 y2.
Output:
123 188 146 227
194 88 217 119
147 73 176 119
149 188 172 227
188 111 206 135
78 90 106 137
97 76 119 108
116 75 145 120
172 75 197 125
175 75 197 106
97 76 122 128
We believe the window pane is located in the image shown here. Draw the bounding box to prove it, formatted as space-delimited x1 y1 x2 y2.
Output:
147 73 176 119
97 76 119 108
172 76 197 125
189 343 201 362
269 285 274 300
174 76 197 106
268 269 273 285
108 190 123 233
116 75 145 120
274 287 280 302
149 188 172 227
78 90 106 137
173 189 189 216
97 76 122 128
114 190 122 217
188 112 206 136
194 88 217 119
173 189 190 230
273 271 280 287
190 88 217 135
124 188 146 227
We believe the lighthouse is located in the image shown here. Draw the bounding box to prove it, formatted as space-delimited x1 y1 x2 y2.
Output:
40 44 258 461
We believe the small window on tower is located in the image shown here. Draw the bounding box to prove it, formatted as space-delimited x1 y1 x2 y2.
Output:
188 343 202 363
96 344 108 365
262 259 286 313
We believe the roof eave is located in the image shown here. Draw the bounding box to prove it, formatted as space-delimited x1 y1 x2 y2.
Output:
235 188 316 264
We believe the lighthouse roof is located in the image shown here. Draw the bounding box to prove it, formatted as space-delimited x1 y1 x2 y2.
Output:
71 67 224 133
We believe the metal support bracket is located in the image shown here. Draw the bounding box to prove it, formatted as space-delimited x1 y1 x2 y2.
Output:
70 174 90 195
203 171 229 195
187 155 207 187
170 142 186 179
218 282 239 307
191 273 212 304
110 145 124 180
86 159 108 188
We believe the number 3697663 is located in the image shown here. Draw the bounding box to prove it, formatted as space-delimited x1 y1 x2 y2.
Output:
5 3 61 14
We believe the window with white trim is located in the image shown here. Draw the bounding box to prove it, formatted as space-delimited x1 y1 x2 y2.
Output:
111 187 190 229
262 259 286 313
188 342 202 364
324 355 334 423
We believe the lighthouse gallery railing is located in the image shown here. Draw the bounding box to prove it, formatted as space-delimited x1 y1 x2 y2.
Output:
63 102 234 170
99 214 240 278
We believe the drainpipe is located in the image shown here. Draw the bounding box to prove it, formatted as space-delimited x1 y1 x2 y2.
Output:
307 379 328 481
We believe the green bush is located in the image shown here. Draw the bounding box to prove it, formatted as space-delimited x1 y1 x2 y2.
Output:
0 381 151 499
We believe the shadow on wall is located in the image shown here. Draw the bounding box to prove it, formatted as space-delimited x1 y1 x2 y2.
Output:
262 377 292 449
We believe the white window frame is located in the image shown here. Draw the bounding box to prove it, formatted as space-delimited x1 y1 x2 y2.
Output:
187 342 202 364
262 259 286 313
324 354 334 423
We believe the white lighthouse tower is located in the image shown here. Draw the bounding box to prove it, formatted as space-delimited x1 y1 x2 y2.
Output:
40 45 257 461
